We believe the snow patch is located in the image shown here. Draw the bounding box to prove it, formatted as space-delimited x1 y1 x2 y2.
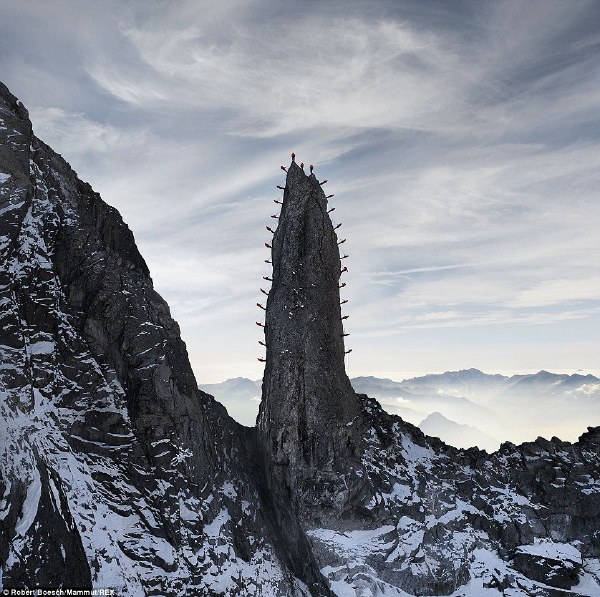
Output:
516 540 582 563
308 525 395 560
15 465 42 536
221 481 237 499
29 340 55 355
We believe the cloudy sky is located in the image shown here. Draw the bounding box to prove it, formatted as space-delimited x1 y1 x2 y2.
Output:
1 0 599 383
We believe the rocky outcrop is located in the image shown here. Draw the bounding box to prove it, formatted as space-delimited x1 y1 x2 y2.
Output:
319 396 600 595
1 82 599 596
513 542 582 590
0 81 312 595
257 161 366 524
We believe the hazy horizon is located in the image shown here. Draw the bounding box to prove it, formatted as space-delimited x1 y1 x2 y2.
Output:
203 366 600 385
200 368 599 450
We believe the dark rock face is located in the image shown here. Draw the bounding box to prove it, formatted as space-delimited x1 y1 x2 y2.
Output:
0 81 312 595
1 82 599 596
257 162 365 522
513 543 582 589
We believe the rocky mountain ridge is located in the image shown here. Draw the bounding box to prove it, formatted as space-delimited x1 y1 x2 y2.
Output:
0 81 310 595
1 82 599 596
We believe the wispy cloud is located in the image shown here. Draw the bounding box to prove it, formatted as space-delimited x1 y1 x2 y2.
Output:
31 107 144 155
509 278 600 309
1 0 599 382
96 16 459 136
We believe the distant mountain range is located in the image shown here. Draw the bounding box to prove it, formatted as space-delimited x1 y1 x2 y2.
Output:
419 411 500 452
200 369 600 449
198 377 262 426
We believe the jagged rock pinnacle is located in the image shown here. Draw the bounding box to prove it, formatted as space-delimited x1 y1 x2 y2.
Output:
257 161 364 517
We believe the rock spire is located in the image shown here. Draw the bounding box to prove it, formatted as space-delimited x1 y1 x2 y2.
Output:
257 160 364 519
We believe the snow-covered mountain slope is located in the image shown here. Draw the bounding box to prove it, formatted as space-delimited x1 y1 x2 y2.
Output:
0 81 310 595
1 82 599 596
311 397 600 595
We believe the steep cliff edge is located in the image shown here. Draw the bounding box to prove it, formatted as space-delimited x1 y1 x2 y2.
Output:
0 82 315 595
1 82 599 596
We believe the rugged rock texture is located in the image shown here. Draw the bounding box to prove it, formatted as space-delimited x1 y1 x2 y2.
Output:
1 82 599 596
257 162 366 523
513 543 582 590
313 397 600 595
0 81 314 596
